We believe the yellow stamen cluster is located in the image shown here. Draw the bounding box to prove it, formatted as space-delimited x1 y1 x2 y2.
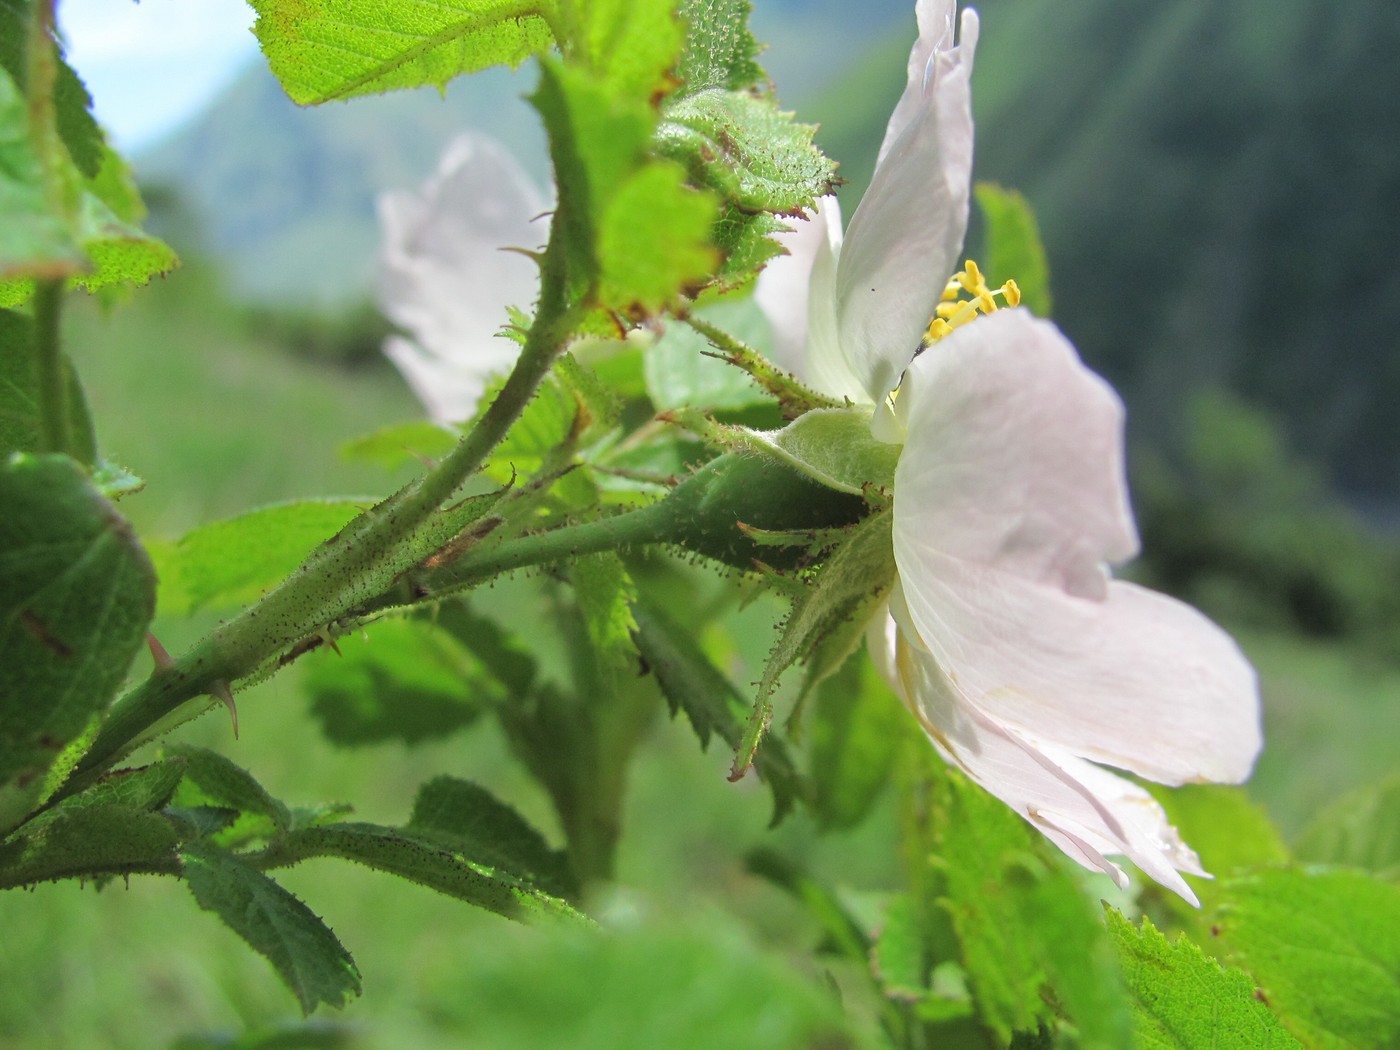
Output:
920 260 1021 348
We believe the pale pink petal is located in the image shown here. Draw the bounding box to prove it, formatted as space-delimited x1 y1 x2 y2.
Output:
894 310 1138 600
833 5 978 402
892 548 1261 785
753 197 835 377
376 133 547 423
880 600 1208 904
890 310 1261 786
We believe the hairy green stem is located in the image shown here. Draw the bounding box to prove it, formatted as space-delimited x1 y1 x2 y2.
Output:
31 279 69 455
52 225 582 803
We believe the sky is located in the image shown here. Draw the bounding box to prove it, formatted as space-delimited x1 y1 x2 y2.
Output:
56 0 260 153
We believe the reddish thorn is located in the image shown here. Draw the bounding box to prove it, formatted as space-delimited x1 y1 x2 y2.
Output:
211 681 239 739
146 633 175 671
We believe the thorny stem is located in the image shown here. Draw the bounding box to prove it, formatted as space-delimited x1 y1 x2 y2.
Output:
50 215 585 806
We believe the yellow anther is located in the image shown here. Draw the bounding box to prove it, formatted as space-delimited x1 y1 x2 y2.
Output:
918 259 1025 351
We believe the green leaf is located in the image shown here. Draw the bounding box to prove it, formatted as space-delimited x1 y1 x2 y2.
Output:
152 500 368 613
249 0 555 105
745 847 870 962
631 592 807 823
571 551 638 689
935 771 1132 1048
1294 773 1400 878
1105 908 1300 1049
42 758 186 819
270 821 589 925
409 775 576 898
675 0 764 92
0 454 155 832
0 308 97 462
0 803 180 888
974 182 1052 318
165 745 293 832
303 617 486 747
484 371 578 482
1213 867 1400 1049
533 59 718 316
571 0 683 100
181 841 361 1014
658 89 835 215
807 653 906 830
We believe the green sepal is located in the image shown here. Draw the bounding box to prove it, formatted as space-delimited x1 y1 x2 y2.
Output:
732 408 899 495
656 451 869 571
0 453 155 833
181 841 362 1015
733 508 896 778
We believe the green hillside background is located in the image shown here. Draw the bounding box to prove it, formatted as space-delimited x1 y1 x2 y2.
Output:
137 0 1400 514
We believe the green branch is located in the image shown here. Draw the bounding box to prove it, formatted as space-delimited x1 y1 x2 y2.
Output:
31 279 69 455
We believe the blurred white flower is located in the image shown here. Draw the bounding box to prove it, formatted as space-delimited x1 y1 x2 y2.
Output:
376 134 547 424
756 0 1261 903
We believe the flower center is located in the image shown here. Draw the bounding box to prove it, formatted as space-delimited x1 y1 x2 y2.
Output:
919 259 1021 348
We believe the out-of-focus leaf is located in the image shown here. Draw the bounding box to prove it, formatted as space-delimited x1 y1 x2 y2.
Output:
0 454 155 832
1150 784 1289 886
1106 907 1300 1049
645 319 768 412
151 500 367 614
339 419 459 470
572 0 683 100
808 653 906 830
675 0 764 92
166 745 292 831
1213 867 1400 1049
409 775 576 898
303 617 486 747
269 821 589 926
168 1020 357 1050
1294 773 1400 878
181 841 361 1015
0 803 179 887
974 182 1052 318
249 0 554 104
745 847 869 962
0 65 84 280
631 594 807 823
935 771 1131 1048
0 308 97 462
429 913 874 1050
